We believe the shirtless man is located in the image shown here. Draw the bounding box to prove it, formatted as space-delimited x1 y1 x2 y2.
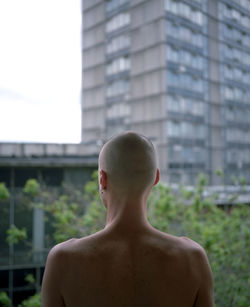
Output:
42 131 214 307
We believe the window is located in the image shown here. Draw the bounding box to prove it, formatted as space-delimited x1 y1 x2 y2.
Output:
106 56 130 75
167 70 203 93
181 147 194 162
167 120 181 137
234 87 243 101
180 27 191 42
192 53 203 70
224 44 233 59
168 120 206 139
106 13 130 33
166 21 203 48
193 147 205 163
167 95 205 116
181 74 192 89
167 45 179 62
106 79 130 97
167 70 179 86
168 145 182 162
106 34 130 54
167 95 180 112
106 0 128 12
106 124 125 139
224 86 234 100
232 9 240 22
226 106 234 121
107 103 130 119
180 3 190 20
165 0 203 26
167 46 203 70
224 65 233 79
193 101 204 116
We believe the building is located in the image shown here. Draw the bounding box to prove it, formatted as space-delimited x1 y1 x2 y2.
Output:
0 142 98 305
81 0 250 185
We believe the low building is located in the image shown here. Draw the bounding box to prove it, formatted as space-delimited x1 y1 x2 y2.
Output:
0 142 98 305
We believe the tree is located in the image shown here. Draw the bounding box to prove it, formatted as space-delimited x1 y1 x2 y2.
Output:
1 171 249 306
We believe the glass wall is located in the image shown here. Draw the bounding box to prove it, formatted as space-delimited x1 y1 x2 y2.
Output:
219 0 250 183
165 0 208 184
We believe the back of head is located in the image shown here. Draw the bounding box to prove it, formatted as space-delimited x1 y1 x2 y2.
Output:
99 131 157 193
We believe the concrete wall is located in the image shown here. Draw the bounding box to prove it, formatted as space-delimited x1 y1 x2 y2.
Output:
208 0 224 185
130 0 168 179
82 0 106 143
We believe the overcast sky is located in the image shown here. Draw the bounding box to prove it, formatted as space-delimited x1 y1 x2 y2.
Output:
0 0 82 143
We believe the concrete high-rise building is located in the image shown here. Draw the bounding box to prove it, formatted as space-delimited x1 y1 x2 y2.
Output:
81 0 250 185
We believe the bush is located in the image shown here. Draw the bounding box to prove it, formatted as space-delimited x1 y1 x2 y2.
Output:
0 183 10 200
4 173 250 306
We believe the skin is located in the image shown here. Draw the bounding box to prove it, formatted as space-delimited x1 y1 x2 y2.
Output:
42 131 214 307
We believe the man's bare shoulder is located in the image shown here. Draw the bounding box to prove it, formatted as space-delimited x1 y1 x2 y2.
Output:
47 230 106 261
150 227 204 252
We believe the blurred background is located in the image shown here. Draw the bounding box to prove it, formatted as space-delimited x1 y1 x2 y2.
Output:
0 0 250 305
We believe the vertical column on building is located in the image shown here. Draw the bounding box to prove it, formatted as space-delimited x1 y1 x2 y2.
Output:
208 0 224 185
130 0 167 180
81 0 106 144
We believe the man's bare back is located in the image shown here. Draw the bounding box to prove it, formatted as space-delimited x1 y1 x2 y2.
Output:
42 132 213 307
42 226 213 307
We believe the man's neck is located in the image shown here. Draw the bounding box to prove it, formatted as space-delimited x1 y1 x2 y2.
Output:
104 193 151 235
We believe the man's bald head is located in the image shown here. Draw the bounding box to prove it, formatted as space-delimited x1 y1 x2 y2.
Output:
99 131 158 193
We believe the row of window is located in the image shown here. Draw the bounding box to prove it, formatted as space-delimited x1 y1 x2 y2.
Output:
167 95 205 117
168 172 203 185
223 65 250 84
227 148 250 164
106 79 130 97
166 21 204 48
226 106 250 123
106 12 130 33
106 34 130 54
167 45 204 70
236 0 250 9
106 56 130 75
165 0 204 26
220 2 250 28
106 102 130 119
106 0 128 13
167 120 206 139
106 124 126 139
168 145 206 163
167 70 204 93
223 44 250 67
223 85 250 103
226 128 250 143
222 24 250 48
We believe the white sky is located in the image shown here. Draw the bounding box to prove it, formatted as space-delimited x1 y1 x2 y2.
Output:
0 0 82 143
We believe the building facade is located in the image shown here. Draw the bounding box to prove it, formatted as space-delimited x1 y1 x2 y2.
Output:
81 0 250 185
0 142 98 305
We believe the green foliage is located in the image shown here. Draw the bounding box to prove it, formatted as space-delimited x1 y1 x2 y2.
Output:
25 274 35 285
0 182 10 200
5 171 250 306
42 170 106 244
215 168 224 178
6 224 27 245
0 292 11 307
239 176 247 186
147 176 250 307
81 171 106 235
23 179 40 197
18 293 41 307
45 194 81 243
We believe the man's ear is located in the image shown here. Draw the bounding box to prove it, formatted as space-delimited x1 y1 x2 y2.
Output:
100 169 108 189
153 168 160 186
